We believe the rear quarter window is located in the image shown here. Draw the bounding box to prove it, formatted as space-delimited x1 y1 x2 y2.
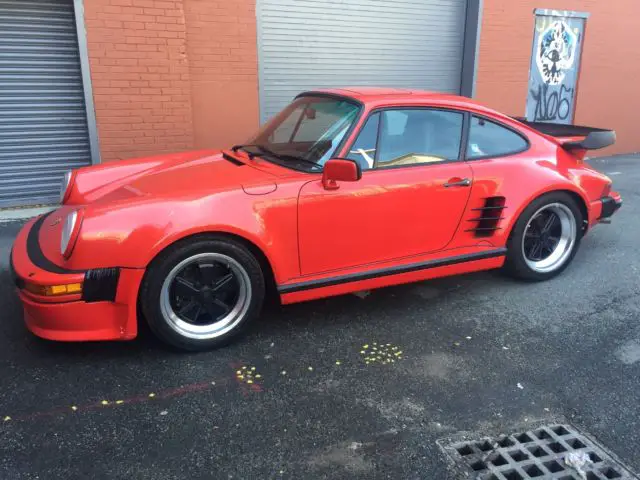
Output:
467 116 529 159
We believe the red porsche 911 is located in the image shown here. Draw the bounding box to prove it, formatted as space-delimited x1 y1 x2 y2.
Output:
10 88 622 350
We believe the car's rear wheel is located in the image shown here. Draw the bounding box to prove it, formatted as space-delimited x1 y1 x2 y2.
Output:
504 192 583 281
140 236 265 351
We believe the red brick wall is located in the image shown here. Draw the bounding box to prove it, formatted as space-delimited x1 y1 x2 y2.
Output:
84 0 195 161
84 0 259 162
477 0 640 155
85 0 637 160
184 0 259 149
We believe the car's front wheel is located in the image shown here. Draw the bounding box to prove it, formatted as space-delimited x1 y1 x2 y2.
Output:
140 236 265 351
504 192 583 281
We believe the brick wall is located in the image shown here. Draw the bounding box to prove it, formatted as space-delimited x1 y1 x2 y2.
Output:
85 0 638 160
477 0 640 155
184 0 259 149
84 0 258 162
84 0 195 161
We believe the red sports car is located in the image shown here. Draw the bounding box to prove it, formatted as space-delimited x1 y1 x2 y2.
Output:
10 88 622 350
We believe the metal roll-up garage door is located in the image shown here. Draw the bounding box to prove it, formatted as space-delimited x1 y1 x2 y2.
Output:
257 0 469 123
0 0 92 208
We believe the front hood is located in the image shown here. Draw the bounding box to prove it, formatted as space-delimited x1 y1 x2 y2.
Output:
81 151 277 204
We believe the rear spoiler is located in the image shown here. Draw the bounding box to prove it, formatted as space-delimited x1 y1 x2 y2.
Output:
511 117 616 151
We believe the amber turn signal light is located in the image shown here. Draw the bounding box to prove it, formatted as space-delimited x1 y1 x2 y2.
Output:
24 282 83 296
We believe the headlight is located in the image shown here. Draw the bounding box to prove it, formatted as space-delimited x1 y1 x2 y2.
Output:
60 170 74 203
60 210 82 258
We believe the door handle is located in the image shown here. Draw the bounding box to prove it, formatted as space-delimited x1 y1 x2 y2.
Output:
444 178 471 188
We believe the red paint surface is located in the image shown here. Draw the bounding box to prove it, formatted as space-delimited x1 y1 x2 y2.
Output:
11 89 619 342
299 162 474 274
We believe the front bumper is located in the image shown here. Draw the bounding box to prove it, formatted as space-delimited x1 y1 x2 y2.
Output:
10 215 143 342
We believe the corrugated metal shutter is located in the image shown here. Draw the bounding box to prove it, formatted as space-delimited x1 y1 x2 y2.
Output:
257 0 468 123
0 0 92 208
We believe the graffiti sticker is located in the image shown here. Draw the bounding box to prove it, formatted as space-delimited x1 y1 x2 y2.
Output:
536 20 578 85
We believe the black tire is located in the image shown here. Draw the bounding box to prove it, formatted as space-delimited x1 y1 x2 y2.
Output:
504 191 584 281
140 235 265 351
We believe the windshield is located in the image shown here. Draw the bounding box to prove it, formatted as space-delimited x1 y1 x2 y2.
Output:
245 96 361 172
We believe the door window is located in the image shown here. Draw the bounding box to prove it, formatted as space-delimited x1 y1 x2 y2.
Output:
467 116 529 159
346 113 379 170
347 109 464 169
377 109 463 167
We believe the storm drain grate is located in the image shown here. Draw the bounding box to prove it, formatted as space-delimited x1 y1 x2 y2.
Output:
443 424 638 479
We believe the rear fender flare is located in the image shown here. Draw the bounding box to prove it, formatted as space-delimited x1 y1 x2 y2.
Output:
504 187 590 242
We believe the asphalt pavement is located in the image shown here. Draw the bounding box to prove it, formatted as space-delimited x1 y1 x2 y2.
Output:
0 155 638 480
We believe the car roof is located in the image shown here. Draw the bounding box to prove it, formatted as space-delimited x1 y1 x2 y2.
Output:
302 87 501 117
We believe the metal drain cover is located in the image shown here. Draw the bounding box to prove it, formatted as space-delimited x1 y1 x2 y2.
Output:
442 424 638 479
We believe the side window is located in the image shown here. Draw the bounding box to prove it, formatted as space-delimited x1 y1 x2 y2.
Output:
467 116 528 159
377 109 463 167
346 113 380 170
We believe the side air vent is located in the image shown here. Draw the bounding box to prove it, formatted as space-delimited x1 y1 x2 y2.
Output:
222 152 245 166
465 196 506 238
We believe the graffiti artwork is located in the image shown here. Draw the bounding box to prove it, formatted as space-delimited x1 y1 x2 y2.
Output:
529 83 574 122
526 11 587 125
535 20 578 86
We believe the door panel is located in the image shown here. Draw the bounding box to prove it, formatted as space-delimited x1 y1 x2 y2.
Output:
297 162 473 275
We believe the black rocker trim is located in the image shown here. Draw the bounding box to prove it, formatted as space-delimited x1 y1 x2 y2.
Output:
278 248 507 294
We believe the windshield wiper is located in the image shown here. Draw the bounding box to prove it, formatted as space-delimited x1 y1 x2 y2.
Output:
230 144 263 159
271 152 322 169
231 144 321 169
